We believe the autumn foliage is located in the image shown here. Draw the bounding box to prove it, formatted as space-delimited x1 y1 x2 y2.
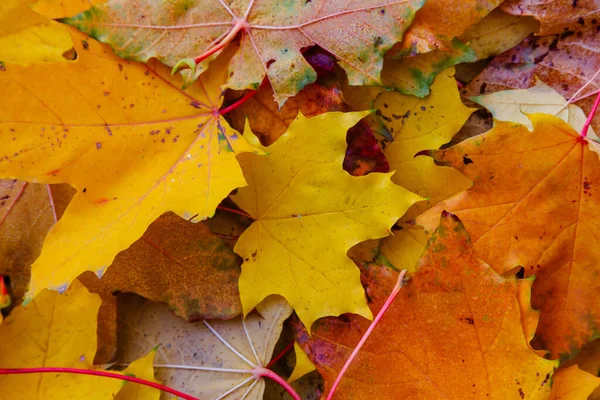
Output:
1 0 600 399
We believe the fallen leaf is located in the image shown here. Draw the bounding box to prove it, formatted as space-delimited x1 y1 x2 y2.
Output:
116 350 160 400
465 29 600 134
0 29 254 300
0 280 123 399
0 180 73 302
472 79 597 134
232 111 422 330
379 223 428 273
0 0 72 64
471 80 600 157
417 114 600 358
459 8 539 60
500 0 600 35
374 67 474 219
549 365 600 400
93 211 242 321
293 212 557 399
117 294 293 400
65 0 425 106
227 82 348 146
401 0 503 53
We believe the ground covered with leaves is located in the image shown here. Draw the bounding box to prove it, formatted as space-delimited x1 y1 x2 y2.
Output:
1 0 600 399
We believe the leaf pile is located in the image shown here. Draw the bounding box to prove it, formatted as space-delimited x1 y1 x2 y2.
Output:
1 0 599 399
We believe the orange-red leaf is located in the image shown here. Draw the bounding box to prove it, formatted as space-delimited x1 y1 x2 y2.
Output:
293 212 556 399
418 115 600 358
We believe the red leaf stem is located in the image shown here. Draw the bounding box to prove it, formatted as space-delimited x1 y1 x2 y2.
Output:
581 90 600 138
253 366 301 400
266 341 294 369
219 89 258 116
325 269 408 400
0 367 201 400
216 205 252 219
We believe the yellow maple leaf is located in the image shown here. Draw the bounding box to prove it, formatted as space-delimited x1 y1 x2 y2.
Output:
232 111 422 329
23 0 106 19
0 0 72 64
0 29 255 300
549 365 600 400
0 280 123 399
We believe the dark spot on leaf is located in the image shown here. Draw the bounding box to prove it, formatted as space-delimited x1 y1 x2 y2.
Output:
479 82 487 94
0 62 5 71
81 40 89 50
572 0 578 5
577 17 585 26
96 142 102 149
83 188 87 193
373 36 383 48
420 106 426 111
379 9 385 15
560 30 574 39
518 388 525 399
190 101 202 108
118 63 123 72
463 155 473 165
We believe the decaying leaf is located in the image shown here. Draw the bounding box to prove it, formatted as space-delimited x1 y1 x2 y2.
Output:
0 280 123 399
465 29 600 133
117 294 293 400
458 8 539 60
418 114 600 358
0 29 254 300
65 0 425 105
227 82 348 146
0 180 73 302
501 0 600 35
232 112 421 330
294 212 557 399
92 211 242 321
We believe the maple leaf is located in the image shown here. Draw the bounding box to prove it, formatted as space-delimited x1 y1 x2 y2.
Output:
89 211 242 321
0 30 255 300
293 212 557 399
0 280 124 399
231 111 422 329
117 293 293 400
0 180 73 302
549 365 600 400
417 114 600 358
64 0 425 105
0 0 73 64
500 0 600 35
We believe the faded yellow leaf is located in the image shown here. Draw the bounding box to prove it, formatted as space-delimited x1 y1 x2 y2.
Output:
117 294 293 400
380 224 428 273
232 112 421 329
0 280 123 399
116 350 160 400
472 80 598 136
0 29 254 300
0 0 72 64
